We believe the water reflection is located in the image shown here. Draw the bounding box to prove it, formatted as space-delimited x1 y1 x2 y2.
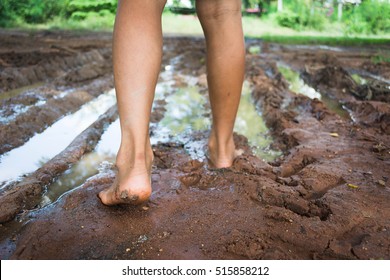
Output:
158 86 211 135
277 64 350 119
235 82 282 161
0 89 117 184
0 82 44 101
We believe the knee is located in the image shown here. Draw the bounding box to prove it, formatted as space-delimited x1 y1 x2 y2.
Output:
196 0 241 22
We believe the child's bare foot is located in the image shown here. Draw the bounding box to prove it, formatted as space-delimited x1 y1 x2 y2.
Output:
207 132 242 169
98 148 153 206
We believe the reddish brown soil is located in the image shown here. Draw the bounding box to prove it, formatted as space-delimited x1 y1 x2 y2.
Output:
0 30 389 260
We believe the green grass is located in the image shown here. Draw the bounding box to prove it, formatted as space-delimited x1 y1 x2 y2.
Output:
6 14 115 31
162 11 203 35
4 10 390 46
259 35 390 46
161 11 390 46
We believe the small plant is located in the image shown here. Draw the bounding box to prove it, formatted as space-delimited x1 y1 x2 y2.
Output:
275 0 327 31
371 54 390 64
276 10 300 29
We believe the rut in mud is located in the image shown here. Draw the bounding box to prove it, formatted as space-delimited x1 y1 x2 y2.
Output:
0 31 389 260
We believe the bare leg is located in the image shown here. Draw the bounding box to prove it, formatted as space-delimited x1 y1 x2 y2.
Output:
196 0 245 168
99 0 166 205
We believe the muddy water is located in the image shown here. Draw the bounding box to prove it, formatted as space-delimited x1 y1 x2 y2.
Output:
152 85 210 142
41 120 120 206
0 82 44 101
0 89 116 184
277 64 351 119
0 99 47 124
235 82 281 161
0 83 46 124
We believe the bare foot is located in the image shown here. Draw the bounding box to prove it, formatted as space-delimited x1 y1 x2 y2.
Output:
207 132 242 169
98 148 153 206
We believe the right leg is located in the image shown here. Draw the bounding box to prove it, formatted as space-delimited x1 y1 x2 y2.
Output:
196 0 245 168
99 0 166 206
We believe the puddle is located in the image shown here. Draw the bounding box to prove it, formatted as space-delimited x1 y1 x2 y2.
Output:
40 120 120 206
277 64 350 119
0 99 46 124
151 77 211 161
0 83 48 124
283 45 344 52
0 89 117 184
0 82 44 101
278 65 321 100
234 82 282 161
153 85 211 140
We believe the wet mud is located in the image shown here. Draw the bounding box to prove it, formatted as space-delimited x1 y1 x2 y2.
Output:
0 31 389 260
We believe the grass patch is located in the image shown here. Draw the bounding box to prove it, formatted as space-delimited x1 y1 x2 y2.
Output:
162 11 203 35
4 10 390 46
259 35 390 46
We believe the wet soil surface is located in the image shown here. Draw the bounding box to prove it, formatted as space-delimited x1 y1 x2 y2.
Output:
0 30 389 260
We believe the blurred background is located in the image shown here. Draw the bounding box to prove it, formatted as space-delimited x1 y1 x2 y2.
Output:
0 0 389 42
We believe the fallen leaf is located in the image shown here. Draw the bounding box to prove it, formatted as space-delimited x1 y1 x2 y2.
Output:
347 183 359 189
329 132 339 137
377 180 386 187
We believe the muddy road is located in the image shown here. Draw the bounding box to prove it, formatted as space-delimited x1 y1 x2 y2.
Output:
0 30 389 260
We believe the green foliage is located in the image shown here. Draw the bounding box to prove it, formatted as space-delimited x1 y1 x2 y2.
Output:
343 0 390 35
371 54 390 64
67 0 117 15
67 0 117 22
261 35 390 46
0 0 17 27
0 0 68 26
242 0 262 9
276 10 300 28
276 0 327 30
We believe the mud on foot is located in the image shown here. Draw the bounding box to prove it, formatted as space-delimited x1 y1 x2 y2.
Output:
98 167 152 206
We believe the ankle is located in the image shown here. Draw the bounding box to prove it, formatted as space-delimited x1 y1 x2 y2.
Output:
208 131 235 155
115 146 153 172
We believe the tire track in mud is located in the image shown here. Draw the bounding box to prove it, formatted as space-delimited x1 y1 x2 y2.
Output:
0 31 114 156
0 33 389 260
0 105 118 223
